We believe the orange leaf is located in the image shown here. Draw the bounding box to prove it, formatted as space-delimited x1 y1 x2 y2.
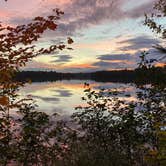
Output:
0 96 9 106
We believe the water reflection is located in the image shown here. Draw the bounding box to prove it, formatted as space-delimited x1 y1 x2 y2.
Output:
20 80 138 115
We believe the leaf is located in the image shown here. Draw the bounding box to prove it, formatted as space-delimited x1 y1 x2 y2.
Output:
67 47 73 50
34 16 44 21
48 22 57 30
0 96 9 106
67 37 74 44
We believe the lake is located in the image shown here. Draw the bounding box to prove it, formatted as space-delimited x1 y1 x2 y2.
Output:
20 80 139 116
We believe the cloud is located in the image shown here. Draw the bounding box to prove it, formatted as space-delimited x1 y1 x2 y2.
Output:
0 10 11 18
55 0 157 36
55 0 123 36
92 44 165 70
3 0 161 72
93 61 114 67
60 67 98 73
24 60 59 71
92 60 135 70
58 0 158 36
118 35 160 51
24 46 165 72
4 0 157 37
9 17 32 25
97 53 135 61
24 60 97 72
50 55 72 63
125 0 157 18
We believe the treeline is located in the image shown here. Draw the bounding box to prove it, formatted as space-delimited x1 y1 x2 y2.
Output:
14 67 166 83
15 70 135 83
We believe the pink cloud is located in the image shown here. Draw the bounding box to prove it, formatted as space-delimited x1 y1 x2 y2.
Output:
0 10 10 17
1 0 157 36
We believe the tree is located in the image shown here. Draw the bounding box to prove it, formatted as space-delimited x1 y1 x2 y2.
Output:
144 0 166 61
0 8 73 112
138 51 157 69
0 8 74 165
144 0 166 39
69 81 166 166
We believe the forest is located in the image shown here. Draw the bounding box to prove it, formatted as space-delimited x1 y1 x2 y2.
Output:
15 67 166 83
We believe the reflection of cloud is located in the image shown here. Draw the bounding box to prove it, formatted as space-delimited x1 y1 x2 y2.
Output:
31 95 60 102
52 89 73 97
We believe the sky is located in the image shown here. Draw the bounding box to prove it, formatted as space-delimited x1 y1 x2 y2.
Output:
0 0 165 72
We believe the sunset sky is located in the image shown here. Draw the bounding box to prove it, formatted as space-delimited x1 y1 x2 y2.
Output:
0 0 165 72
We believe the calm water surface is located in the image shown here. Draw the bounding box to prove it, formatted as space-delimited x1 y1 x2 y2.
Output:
20 80 138 116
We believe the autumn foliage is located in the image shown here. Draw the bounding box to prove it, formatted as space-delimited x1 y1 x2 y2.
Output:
0 9 74 165
0 8 73 105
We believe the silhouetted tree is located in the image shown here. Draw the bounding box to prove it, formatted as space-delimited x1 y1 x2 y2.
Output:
0 8 73 165
144 0 166 61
